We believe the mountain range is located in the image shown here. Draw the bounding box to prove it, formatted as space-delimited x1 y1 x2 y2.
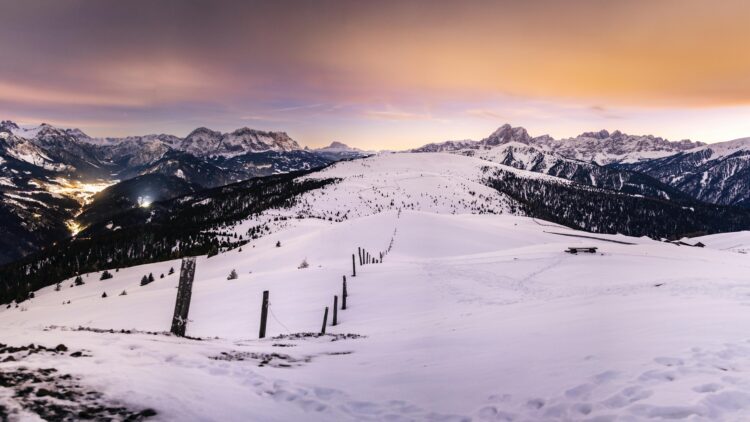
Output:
2 119 750 269
0 120 366 263
414 123 750 207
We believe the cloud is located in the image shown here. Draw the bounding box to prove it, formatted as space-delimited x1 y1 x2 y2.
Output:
364 110 433 121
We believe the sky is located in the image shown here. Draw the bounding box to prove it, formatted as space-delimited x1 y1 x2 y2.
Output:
1 0 750 149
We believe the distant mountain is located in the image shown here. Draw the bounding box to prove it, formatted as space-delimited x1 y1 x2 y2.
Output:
462 142 689 201
411 139 478 153
541 129 703 165
414 124 704 164
313 141 371 160
0 120 352 264
615 138 750 207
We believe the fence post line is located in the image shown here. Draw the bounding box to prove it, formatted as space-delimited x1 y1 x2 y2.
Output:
333 295 338 326
352 254 356 277
259 290 269 339
342 276 347 310
321 307 329 335
170 257 196 337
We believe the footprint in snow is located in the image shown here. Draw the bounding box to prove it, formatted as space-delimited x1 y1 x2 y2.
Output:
565 383 595 399
654 356 684 367
476 405 515 421
693 383 723 393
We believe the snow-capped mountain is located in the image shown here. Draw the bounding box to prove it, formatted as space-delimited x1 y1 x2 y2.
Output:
616 137 750 207
410 139 479 153
414 123 704 165
312 141 371 160
545 129 703 165
460 142 687 201
0 120 346 264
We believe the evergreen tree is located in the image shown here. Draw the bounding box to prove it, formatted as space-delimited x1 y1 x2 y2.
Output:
140 275 150 286
74 276 84 286
227 269 238 280
168 267 175 275
101 292 107 298
148 273 155 283
100 270 113 280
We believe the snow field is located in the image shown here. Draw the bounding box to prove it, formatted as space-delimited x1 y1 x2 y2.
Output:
3 210 750 420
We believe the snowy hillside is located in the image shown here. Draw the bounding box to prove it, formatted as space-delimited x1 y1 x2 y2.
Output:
4 207 750 420
691 231 750 254
618 137 750 207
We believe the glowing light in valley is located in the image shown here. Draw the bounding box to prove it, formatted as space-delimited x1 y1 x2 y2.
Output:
138 196 152 208
45 178 116 206
66 220 83 237
45 178 116 236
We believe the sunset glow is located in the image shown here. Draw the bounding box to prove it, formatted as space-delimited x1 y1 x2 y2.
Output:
2 0 750 148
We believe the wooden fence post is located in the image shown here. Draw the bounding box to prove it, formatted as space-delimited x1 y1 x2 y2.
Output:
342 276 347 310
171 257 196 337
358 247 363 265
321 307 329 335
352 254 356 277
259 290 269 338
333 295 338 326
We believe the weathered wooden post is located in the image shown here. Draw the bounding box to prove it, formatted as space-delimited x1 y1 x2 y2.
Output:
380 252 383 262
342 276 347 310
352 254 356 277
333 295 338 326
358 247 363 265
259 290 269 338
321 307 329 335
170 257 196 337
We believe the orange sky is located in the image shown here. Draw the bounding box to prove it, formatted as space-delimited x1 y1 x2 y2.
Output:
1 0 750 148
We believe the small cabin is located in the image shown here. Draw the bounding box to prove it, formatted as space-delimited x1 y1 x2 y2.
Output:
566 247 598 254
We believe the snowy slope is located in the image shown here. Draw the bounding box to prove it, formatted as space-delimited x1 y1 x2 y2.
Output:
691 231 750 254
4 211 750 420
5 146 750 420
619 138 750 206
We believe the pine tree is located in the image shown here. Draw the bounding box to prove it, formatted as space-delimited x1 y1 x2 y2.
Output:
74 276 84 286
119 290 127 296
54 283 61 291
168 267 175 275
148 273 154 283
160 273 164 278
140 275 150 286
276 241 281 247
101 292 107 298
227 269 238 280
100 270 113 280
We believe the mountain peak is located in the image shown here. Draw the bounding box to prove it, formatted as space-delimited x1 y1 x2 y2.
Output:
186 127 221 139
482 124 531 146
0 120 19 131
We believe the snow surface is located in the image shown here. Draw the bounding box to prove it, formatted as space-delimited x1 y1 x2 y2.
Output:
692 231 750 255
3 153 750 420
